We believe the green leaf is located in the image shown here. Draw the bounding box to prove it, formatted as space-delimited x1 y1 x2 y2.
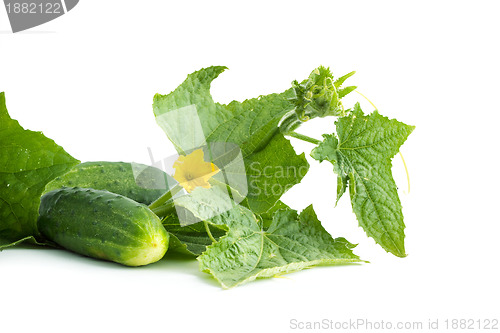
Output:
243 134 309 213
153 66 308 213
199 204 362 289
311 103 415 257
0 92 79 242
166 187 361 288
338 86 357 99
260 200 290 229
336 175 348 206
153 66 294 157
334 71 356 88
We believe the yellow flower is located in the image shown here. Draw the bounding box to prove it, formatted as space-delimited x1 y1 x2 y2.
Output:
172 149 220 193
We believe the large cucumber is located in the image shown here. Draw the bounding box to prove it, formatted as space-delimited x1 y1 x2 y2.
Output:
44 161 172 205
38 187 169 266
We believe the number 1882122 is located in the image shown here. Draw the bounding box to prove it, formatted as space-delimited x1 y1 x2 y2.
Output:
5 2 62 14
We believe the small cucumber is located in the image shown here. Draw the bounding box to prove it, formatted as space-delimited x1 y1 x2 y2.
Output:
44 161 172 205
38 187 169 266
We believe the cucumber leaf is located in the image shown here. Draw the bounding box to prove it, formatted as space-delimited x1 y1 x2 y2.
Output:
153 66 309 213
311 103 414 257
199 204 362 289
0 92 79 244
243 134 309 213
153 66 294 157
169 186 362 288
260 200 290 229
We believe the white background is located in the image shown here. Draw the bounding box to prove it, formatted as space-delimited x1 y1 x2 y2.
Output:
1 1 499 332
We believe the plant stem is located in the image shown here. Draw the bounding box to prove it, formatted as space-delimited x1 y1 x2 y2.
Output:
286 131 321 145
151 199 176 217
148 184 183 210
204 221 217 243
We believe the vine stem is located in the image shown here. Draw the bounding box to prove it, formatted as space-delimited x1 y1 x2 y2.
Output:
286 131 321 145
151 199 176 217
148 184 183 210
204 221 217 243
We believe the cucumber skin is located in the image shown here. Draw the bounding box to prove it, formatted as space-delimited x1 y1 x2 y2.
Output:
38 187 169 267
44 161 170 205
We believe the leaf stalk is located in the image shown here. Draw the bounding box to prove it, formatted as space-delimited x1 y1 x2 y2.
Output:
287 132 321 145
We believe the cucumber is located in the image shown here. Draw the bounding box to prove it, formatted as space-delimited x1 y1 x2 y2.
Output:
44 161 172 205
38 187 169 266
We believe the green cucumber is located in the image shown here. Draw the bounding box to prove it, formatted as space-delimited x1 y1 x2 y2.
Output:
38 187 169 266
44 161 172 205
